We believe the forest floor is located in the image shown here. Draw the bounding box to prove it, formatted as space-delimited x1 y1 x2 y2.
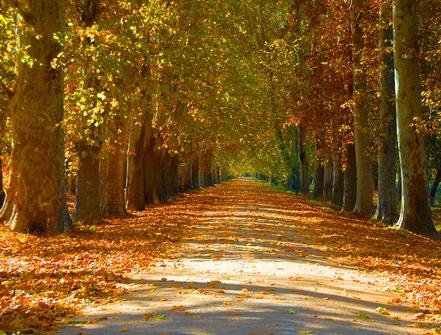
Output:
1 179 441 335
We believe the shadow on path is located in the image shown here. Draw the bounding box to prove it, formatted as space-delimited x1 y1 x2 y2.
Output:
59 178 436 335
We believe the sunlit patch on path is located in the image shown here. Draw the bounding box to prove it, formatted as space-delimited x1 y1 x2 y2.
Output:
60 178 436 335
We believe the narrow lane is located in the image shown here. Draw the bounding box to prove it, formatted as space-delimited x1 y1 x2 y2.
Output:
61 178 418 335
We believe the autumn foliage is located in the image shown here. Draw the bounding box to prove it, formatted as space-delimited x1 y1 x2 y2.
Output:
0 0 440 333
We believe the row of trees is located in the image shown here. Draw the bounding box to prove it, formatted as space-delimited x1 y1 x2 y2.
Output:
0 0 257 233
252 0 440 238
0 0 440 238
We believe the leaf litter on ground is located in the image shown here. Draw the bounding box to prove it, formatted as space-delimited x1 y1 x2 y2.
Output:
1 179 441 334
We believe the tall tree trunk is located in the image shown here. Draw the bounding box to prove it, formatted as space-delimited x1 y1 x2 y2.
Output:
73 144 101 223
191 155 200 189
100 121 128 217
126 112 147 211
290 165 300 194
203 151 214 186
0 161 15 222
144 135 163 204
343 143 357 211
323 153 333 201
221 169 228 182
199 152 208 187
298 126 308 194
276 129 294 190
351 0 373 217
396 168 402 210
376 5 397 224
430 168 441 206
332 154 344 207
0 99 6 209
178 159 190 192
313 163 324 198
393 0 438 237
7 0 69 233
313 138 324 198
67 173 76 195
73 0 101 222
214 166 221 184
160 152 179 201
160 152 172 201
170 155 180 195
0 159 4 209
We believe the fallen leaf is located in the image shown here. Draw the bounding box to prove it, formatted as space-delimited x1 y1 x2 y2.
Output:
358 311 369 320
169 305 186 312
376 307 390 316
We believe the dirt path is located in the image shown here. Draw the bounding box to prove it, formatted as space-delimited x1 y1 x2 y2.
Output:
60 178 421 335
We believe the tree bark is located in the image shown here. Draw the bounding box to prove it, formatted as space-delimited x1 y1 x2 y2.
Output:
160 152 171 200
313 138 324 198
313 163 324 198
351 0 373 217
430 168 441 206
376 5 397 224
203 151 214 186
221 169 229 182
100 118 128 217
276 129 295 190
178 159 191 192
144 135 163 204
323 153 333 201
332 155 344 207
160 152 179 201
7 0 69 233
191 155 200 189
73 144 101 223
0 159 4 209
126 112 147 211
0 98 6 209
198 153 205 188
215 166 221 184
343 143 357 212
73 0 101 222
298 126 308 194
170 155 180 195
67 173 76 195
393 0 438 237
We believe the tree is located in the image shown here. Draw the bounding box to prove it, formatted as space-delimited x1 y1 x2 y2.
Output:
350 0 373 217
71 0 102 224
99 116 128 216
298 126 309 194
393 0 439 237
343 142 357 211
376 2 397 224
6 0 70 233
126 108 149 210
